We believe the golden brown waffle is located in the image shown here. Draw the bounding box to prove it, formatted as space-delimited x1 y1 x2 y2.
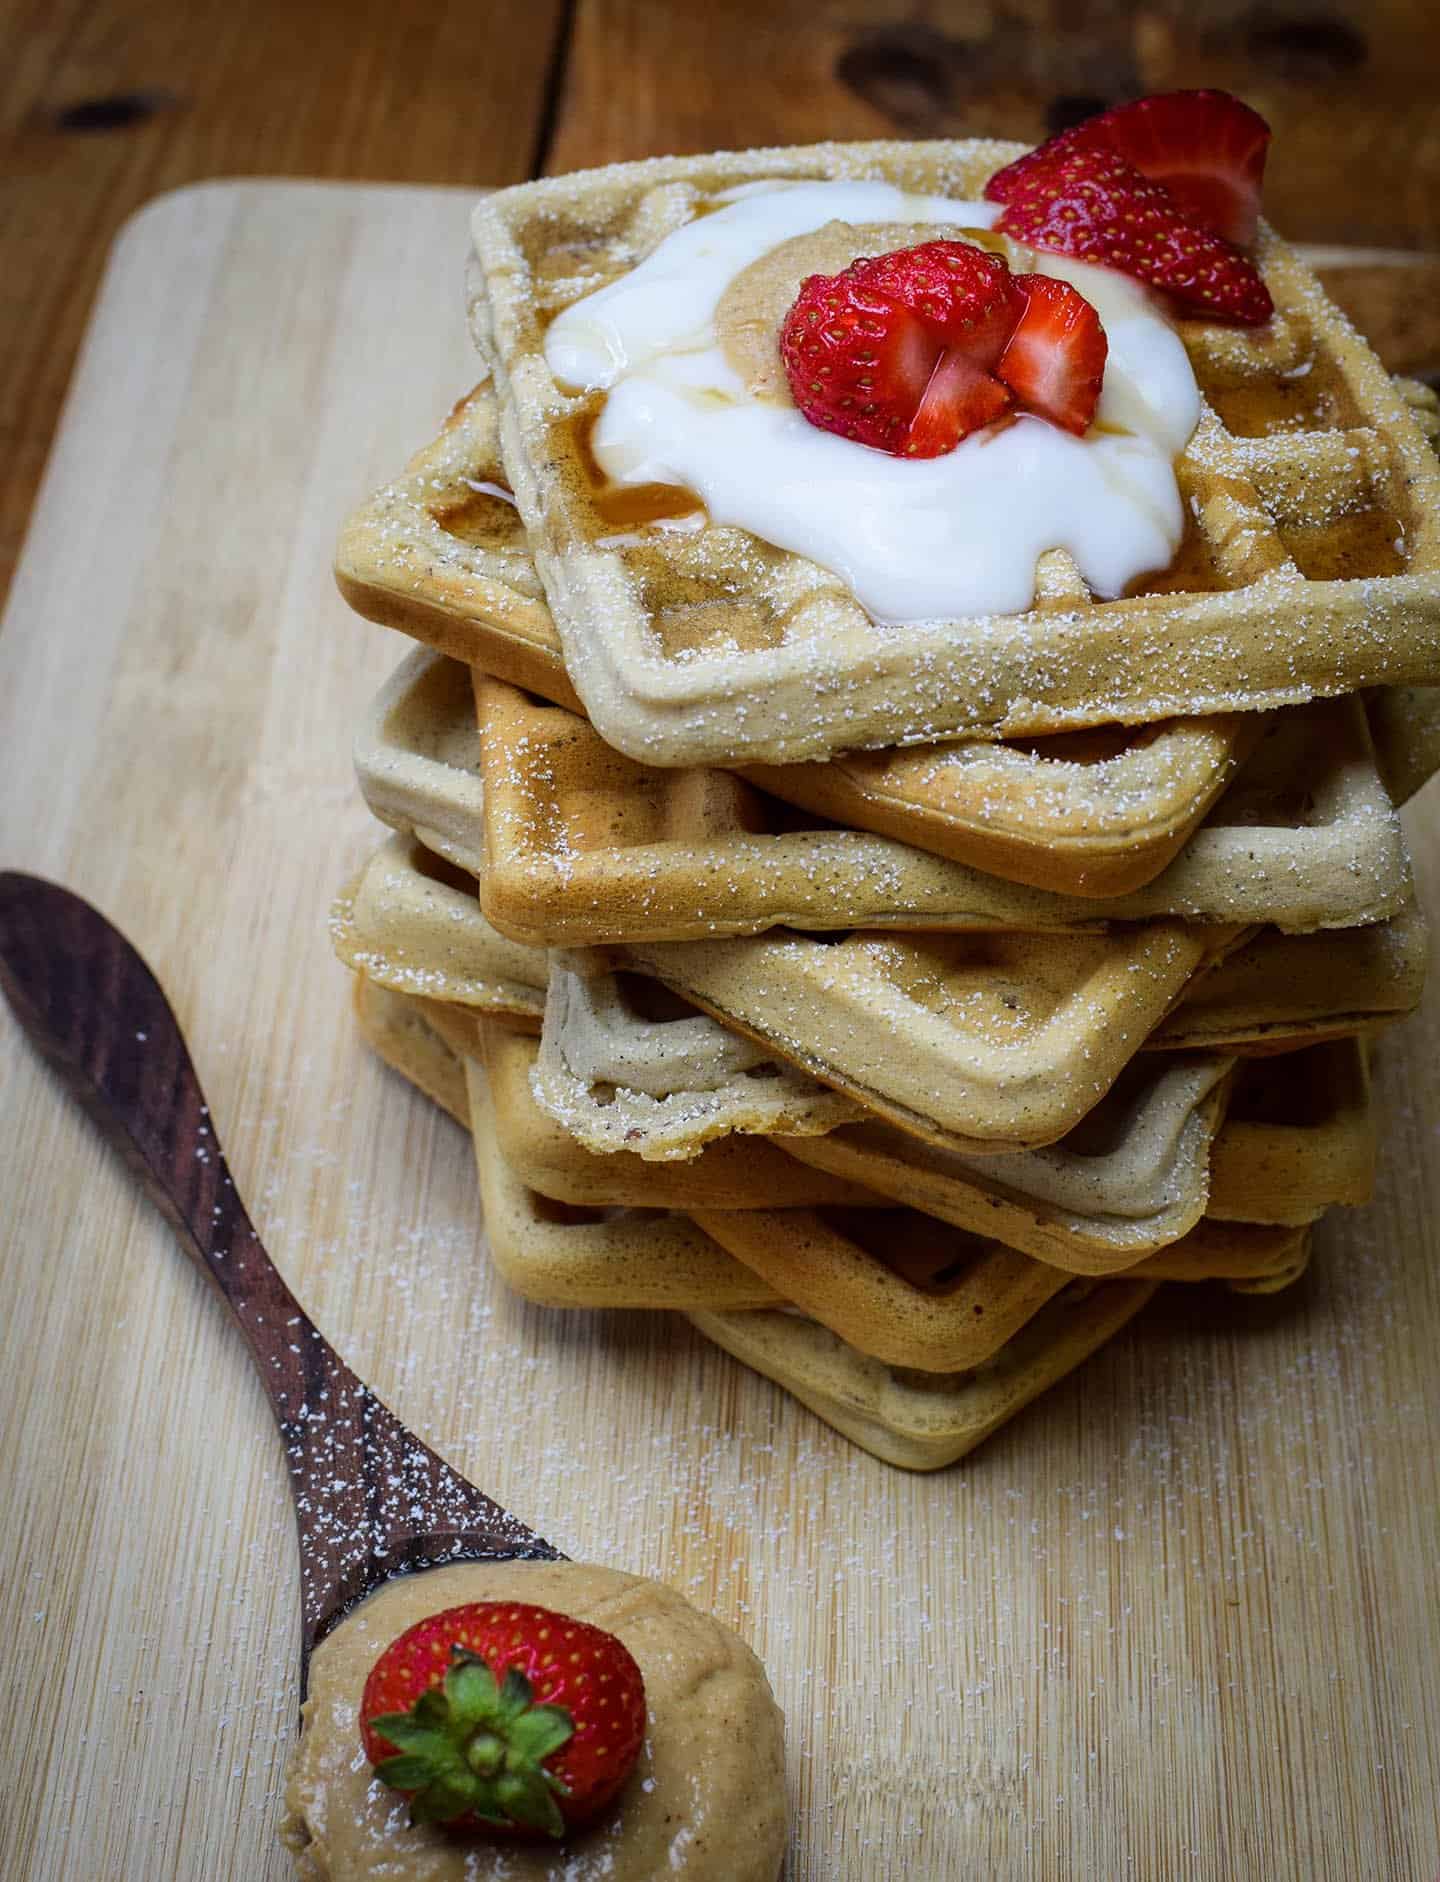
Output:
352 970 472 1126
335 834 1415 1161
435 991 1358 1256
1207 1040 1374 1223
475 670 1408 942
357 978 1302 1332
689 1290 1159 1470
694 1206 1308 1368
334 388 581 709
354 648 486 876
739 716 1258 898
478 1011 876 1211
331 833 544 1027
611 922 1232 1153
358 978 1315 1464
340 392 1274 897
1148 903 1427 1051
776 1055 1232 1273
1367 685 1440 806
469 142 1440 768
533 951 866 1157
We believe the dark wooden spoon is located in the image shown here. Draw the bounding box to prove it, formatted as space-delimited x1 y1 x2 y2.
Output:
0 870 561 1690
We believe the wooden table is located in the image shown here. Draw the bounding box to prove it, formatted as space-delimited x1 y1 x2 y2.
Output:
3 0 1440 605
2 11 1440 1881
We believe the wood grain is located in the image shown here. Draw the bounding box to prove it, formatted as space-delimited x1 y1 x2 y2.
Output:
6 0 1440 617
1 181 1438 1882
548 0 1440 253
0 0 565 609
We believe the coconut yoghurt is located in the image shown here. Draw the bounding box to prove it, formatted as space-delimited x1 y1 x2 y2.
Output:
544 180 1202 622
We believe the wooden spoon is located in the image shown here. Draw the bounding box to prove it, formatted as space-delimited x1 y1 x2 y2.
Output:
0 870 561 1691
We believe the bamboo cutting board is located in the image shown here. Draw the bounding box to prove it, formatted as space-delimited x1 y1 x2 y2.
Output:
1 183 1437 1882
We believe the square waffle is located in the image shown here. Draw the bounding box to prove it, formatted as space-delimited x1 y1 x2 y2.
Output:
776 1055 1234 1274
469 142 1440 768
690 1290 1159 1470
783 1040 1370 1256
332 833 544 1026
1147 903 1427 1051
357 978 1302 1347
334 833 1415 1161
1206 1040 1374 1223
357 980 1311 1467
474 668 1409 942
370 980 1341 1282
473 1004 876 1212
610 921 1233 1153
340 389 1270 897
533 952 867 1160
694 1206 1308 1370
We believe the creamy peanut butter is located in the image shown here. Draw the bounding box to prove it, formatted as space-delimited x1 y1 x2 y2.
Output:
281 1559 786 1881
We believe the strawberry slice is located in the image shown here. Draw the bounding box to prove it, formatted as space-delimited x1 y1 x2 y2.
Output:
991 143 1274 325
995 275 1108 434
780 240 1020 456
909 348 1014 455
988 90 1271 248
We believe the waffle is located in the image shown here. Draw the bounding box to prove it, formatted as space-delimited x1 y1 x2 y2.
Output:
354 647 486 876
1207 1040 1374 1225
469 142 1440 768
359 977 1319 1461
1147 901 1427 1051
479 1010 876 1211
785 1040 1369 1255
690 1288 1159 1470
533 951 867 1160
352 969 472 1126
331 832 543 1027
338 833 1417 1168
395 965 1364 1250
342 394 1276 899
429 984 1360 1249
695 1205 1309 1368
775 1054 1232 1273
342 393 1427 909
1367 685 1440 806
334 388 581 710
610 921 1236 1154
475 670 1408 942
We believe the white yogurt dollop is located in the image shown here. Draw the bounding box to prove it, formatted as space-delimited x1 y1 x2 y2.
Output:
544 180 1201 622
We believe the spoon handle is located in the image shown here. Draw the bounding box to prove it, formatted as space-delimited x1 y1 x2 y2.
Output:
0 872 558 1663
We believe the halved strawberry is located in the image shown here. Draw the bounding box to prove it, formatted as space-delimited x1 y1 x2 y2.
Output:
908 349 1014 456
995 275 1107 434
986 89 1271 248
1083 90 1270 247
991 144 1274 325
780 241 1022 456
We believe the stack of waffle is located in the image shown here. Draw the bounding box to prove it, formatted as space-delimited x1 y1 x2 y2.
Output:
330 142 1440 1469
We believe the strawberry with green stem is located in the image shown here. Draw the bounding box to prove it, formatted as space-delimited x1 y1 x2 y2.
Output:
360 1600 647 1840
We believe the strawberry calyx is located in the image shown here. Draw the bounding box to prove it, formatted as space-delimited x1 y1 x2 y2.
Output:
367 1647 576 1837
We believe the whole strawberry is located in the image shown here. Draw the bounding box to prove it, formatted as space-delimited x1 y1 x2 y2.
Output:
360 1600 647 1839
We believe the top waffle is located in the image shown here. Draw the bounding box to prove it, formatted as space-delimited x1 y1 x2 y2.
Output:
469 141 1440 767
